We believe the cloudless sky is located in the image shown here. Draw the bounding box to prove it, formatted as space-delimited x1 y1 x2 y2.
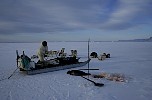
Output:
0 0 152 42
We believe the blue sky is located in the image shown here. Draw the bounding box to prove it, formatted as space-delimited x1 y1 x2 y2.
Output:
0 0 152 42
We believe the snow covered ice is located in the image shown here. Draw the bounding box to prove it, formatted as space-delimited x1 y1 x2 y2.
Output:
0 42 152 100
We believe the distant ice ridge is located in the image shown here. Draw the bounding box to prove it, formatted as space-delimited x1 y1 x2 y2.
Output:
118 37 152 42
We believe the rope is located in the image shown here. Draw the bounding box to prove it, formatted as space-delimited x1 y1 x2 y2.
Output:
0 50 20 82
8 67 19 79
0 77 7 81
0 67 19 82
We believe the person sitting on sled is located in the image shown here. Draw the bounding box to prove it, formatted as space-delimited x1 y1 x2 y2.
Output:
37 41 48 62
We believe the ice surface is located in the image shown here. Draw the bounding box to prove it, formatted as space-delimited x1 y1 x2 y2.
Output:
0 42 152 100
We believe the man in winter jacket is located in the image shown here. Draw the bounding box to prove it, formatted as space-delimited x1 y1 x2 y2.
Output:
37 41 48 62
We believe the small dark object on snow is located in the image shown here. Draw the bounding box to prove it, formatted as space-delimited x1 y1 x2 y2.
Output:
90 52 98 58
106 53 110 58
67 70 91 76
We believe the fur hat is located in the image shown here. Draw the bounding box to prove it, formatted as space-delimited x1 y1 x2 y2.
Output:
42 41 47 46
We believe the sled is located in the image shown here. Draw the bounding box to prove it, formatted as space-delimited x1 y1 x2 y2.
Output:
26 59 90 75
17 51 90 75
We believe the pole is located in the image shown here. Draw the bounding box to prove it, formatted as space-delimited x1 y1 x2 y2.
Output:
16 50 19 68
88 38 90 77
79 68 99 70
